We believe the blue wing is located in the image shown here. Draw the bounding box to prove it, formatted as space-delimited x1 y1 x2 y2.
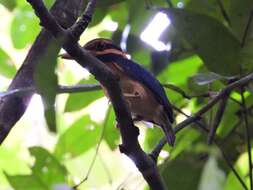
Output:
96 53 174 123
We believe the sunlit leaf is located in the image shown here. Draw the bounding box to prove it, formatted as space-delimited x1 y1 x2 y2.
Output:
54 115 101 159
29 147 67 186
144 126 163 152
0 147 30 186
11 4 40 49
5 147 67 190
5 174 48 190
164 8 241 76
158 56 202 85
64 77 103 112
104 106 119 150
0 47 16 78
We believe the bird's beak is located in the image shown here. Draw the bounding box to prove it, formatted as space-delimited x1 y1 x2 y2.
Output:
59 53 73 60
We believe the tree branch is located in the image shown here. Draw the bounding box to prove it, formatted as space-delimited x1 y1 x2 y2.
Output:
152 106 249 190
163 83 218 99
0 0 86 144
26 0 166 189
152 72 253 159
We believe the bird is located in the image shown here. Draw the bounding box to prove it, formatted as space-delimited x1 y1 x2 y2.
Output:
61 38 175 146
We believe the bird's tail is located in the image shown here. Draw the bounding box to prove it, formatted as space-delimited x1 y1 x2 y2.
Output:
162 121 175 146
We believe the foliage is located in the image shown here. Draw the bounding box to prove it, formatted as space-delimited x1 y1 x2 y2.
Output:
0 0 253 189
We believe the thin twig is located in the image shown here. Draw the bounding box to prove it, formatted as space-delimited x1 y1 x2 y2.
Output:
230 96 243 106
70 0 97 41
73 107 111 189
208 94 229 144
217 141 249 190
152 72 253 158
152 107 249 190
241 11 253 47
216 0 231 26
0 84 101 98
162 83 211 99
58 84 101 93
241 88 253 190
0 0 85 145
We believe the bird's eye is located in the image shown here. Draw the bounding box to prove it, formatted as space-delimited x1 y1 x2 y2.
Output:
96 43 106 51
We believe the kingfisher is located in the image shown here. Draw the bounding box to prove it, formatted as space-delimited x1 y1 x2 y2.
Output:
61 38 175 146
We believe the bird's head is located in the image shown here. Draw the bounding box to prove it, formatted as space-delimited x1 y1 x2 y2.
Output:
61 38 125 59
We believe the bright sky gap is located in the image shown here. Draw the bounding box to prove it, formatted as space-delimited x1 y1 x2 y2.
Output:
140 12 171 51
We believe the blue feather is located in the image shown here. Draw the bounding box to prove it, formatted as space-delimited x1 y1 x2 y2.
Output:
96 53 174 123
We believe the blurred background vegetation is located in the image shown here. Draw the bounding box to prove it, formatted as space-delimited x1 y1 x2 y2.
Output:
0 0 253 189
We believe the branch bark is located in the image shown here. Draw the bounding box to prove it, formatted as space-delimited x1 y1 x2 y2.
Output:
26 0 166 189
0 0 85 144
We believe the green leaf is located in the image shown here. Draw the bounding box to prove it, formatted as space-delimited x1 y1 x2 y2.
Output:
11 4 40 49
229 0 253 41
89 8 107 27
128 0 152 34
43 0 55 8
5 147 67 190
217 100 240 138
16 0 54 8
160 153 205 190
144 126 164 152
0 47 16 78
34 41 59 132
29 147 67 187
158 56 202 85
240 39 253 73
164 8 241 76
0 0 17 10
64 77 103 112
54 115 101 159
104 106 119 150
109 2 128 29
5 174 49 190
169 128 200 159
96 0 125 7
186 0 224 21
